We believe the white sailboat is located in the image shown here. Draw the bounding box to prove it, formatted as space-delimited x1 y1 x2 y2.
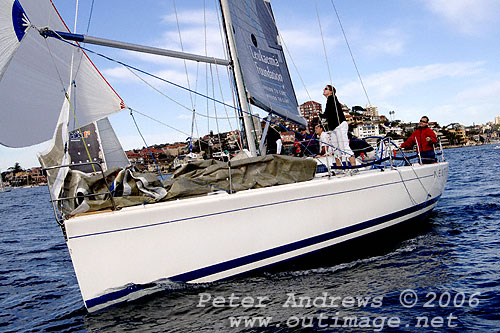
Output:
0 0 448 312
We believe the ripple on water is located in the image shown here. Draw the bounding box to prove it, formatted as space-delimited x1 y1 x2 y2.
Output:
1 147 500 331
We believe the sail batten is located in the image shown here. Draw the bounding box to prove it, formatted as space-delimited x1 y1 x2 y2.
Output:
0 0 124 148
225 0 306 127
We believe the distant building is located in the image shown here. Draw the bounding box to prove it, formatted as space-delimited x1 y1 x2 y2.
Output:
299 101 322 132
379 123 403 136
495 115 500 125
364 104 379 118
163 143 187 157
126 151 142 163
353 123 380 138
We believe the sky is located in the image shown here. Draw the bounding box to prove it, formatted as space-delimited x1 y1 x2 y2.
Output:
1 0 500 171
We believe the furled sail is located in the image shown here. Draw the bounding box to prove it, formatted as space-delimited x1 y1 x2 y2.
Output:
225 0 306 127
0 0 125 148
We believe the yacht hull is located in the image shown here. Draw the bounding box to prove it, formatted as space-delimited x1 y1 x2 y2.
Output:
64 162 448 311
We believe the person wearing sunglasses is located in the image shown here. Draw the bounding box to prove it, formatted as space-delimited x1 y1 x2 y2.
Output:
400 116 438 164
320 85 356 167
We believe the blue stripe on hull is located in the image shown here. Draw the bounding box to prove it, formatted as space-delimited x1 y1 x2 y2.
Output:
84 195 440 310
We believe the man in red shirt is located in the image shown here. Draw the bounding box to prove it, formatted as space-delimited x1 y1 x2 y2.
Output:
400 116 438 164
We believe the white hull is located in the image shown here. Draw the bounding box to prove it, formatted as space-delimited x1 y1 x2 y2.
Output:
65 162 448 311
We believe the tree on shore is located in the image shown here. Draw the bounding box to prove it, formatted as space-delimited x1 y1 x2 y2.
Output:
11 162 23 173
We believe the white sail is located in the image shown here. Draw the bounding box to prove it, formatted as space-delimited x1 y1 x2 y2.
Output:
65 117 129 173
0 0 124 148
96 118 130 171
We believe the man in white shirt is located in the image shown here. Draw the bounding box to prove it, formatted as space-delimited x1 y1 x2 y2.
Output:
315 124 332 155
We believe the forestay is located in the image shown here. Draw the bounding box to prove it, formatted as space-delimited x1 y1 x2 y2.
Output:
0 0 124 148
225 0 306 127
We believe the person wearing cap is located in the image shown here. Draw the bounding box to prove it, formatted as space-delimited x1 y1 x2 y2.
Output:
400 116 438 164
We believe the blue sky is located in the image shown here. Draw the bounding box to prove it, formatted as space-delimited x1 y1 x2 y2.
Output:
1 0 500 171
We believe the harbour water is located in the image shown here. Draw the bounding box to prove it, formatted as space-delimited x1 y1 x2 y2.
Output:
1 144 499 331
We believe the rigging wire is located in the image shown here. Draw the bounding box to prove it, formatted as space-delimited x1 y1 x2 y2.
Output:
314 0 333 85
261 4 313 104
203 0 210 135
215 63 242 150
40 27 355 164
121 65 236 119
129 109 163 177
193 62 203 151
214 0 245 149
85 0 96 35
127 107 192 139
39 23 344 163
172 0 196 112
210 64 224 153
43 29 96 172
330 0 371 105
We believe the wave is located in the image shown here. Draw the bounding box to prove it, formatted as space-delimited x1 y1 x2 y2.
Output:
267 236 423 278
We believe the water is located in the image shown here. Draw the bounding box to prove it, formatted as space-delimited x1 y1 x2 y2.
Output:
1 144 499 332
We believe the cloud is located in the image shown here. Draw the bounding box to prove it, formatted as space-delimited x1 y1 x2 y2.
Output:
422 0 500 35
102 66 140 81
162 9 220 26
453 80 500 101
156 27 227 59
341 61 485 100
280 28 340 53
158 8 227 58
362 29 406 56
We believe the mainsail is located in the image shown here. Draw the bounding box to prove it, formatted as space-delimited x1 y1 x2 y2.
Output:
0 0 125 148
225 0 306 127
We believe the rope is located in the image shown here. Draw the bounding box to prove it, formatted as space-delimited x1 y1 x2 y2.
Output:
172 0 195 111
65 92 97 173
127 107 191 138
215 63 242 150
259 3 313 102
215 0 245 147
129 109 163 178
50 37 355 161
281 39 313 102
192 63 202 152
314 0 333 85
41 27 96 172
209 64 223 154
203 0 210 135
330 0 371 105
85 0 95 35
123 65 236 119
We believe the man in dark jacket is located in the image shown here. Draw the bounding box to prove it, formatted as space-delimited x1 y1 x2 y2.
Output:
320 85 355 166
400 116 438 164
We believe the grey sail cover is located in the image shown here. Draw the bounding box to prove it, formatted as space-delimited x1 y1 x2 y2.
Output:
226 0 306 127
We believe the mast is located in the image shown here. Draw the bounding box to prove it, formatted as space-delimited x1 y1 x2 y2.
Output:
219 0 258 156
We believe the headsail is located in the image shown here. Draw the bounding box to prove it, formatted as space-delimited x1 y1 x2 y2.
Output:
225 0 306 127
68 118 130 173
0 0 125 148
